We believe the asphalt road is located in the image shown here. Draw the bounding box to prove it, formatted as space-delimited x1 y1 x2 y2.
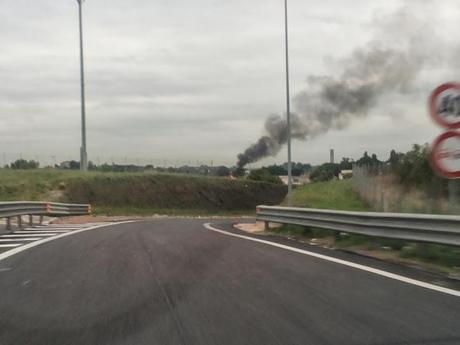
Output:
0 219 459 345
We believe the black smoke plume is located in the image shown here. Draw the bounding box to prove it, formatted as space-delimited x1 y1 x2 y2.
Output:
236 3 443 168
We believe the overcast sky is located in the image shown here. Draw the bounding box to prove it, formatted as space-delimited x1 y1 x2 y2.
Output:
0 0 459 167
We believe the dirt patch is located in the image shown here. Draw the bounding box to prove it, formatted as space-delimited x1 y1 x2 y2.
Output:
235 222 284 234
234 222 266 234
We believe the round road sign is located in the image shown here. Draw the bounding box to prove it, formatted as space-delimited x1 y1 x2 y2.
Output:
431 131 460 179
429 83 460 129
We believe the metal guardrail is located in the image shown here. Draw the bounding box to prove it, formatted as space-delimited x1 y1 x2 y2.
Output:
256 206 460 246
0 202 91 230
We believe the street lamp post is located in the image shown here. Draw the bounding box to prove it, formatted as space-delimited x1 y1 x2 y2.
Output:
284 0 293 206
77 0 88 171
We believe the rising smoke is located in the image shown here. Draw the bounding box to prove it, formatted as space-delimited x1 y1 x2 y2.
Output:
236 3 443 168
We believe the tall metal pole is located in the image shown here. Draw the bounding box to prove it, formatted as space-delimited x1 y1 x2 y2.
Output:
284 0 293 206
77 0 88 171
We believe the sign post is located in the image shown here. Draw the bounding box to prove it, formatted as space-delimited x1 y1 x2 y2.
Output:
429 83 460 213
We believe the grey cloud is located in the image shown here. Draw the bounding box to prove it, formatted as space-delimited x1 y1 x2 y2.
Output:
236 1 456 167
1 0 459 165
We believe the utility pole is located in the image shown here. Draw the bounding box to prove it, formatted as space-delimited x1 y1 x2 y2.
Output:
284 0 293 206
77 0 88 171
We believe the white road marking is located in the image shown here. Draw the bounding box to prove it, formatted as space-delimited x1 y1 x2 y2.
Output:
1 234 55 238
204 223 460 298
0 221 135 262
13 229 72 234
0 244 22 248
13 231 71 234
0 238 41 242
46 225 85 227
24 227 81 231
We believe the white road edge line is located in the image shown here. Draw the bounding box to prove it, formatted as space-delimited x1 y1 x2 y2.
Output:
25 228 82 231
0 244 22 248
0 238 41 242
13 231 70 234
1 234 55 238
203 223 460 298
0 221 135 262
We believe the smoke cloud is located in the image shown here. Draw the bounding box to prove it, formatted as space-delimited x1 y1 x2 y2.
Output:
236 3 443 168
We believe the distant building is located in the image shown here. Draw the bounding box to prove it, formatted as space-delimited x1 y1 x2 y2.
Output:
330 149 335 164
59 161 72 169
339 170 353 180
278 175 310 186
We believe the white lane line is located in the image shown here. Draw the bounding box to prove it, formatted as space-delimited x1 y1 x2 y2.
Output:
0 238 41 242
0 221 135 262
46 224 85 226
0 244 22 248
13 231 71 234
204 223 460 298
18 230 72 234
24 227 81 231
2 234 55 238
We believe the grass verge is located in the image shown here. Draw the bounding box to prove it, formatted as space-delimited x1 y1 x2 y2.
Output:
0 169 284 216
289 179 369 211
273 180 460 276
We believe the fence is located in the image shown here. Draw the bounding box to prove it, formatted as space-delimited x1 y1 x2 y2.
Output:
351 165 456 214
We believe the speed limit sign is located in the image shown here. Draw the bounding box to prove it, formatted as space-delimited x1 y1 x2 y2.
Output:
429 82 460 129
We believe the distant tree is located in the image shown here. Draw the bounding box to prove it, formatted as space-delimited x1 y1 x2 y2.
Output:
388 149 404 170
265 164 287 176
10 159 39 169
232 167 246 177
262 163 311 177
394 144 438 185
356 152 381 167
339 158 353 170
291 166 304 177
215 166 231 177
293 162 312 175
247 168 283 185
69 161 80 170
310 163 340 182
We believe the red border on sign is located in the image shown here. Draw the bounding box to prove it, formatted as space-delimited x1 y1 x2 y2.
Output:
430 130 460 179
429 82 460 129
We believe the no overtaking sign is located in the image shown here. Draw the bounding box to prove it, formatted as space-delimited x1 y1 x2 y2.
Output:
430 83 460 179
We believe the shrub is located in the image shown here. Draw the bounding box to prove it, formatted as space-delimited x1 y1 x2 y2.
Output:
247 168 283 185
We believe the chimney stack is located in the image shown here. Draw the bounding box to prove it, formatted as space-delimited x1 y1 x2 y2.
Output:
330 149 335 164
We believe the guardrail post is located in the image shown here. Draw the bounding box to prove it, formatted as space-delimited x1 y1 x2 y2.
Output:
29 215 33 226
17 216 22 229
264 221 269 231
6 217 11 231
